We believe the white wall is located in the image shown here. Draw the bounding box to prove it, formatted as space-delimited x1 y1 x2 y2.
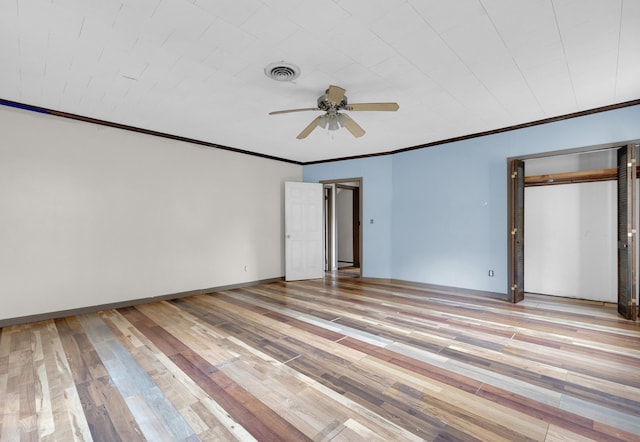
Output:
526 149 615 175
0 106 302 321
524 182 617 301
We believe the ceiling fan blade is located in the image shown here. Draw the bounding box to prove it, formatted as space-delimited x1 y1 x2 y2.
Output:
269 107 320 115
340 114 365 138
343 102 399 111
326 85 346 105
296 116 323 139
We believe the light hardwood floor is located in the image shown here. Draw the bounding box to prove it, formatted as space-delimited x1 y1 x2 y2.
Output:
1 275 639 441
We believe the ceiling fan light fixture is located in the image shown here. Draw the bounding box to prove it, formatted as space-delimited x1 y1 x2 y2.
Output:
264 61 300 81
328 115 340 131
319 113 343 131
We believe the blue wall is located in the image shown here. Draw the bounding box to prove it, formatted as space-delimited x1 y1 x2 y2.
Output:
304 105 640 295
304 155 394 278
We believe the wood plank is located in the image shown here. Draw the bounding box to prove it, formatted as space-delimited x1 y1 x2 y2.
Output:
98 309 256 441
32 321 78 441
525 168 617 186
76 313 195 441
526 166 640 187
118 306 312 441
1 275 639 440
54 317 141 441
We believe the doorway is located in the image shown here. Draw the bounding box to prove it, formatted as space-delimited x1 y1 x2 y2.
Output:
525 150 617 302
507 141 639 320
321 178 362 277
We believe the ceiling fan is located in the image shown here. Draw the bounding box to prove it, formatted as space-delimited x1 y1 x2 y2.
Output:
269 85 399 139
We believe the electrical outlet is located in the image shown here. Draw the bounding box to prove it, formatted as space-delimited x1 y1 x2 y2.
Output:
488 270 494 277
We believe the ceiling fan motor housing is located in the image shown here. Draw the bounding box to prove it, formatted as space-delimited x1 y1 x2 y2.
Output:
318 94 347 110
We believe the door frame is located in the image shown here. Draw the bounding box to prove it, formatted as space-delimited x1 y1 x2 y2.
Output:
320 177 363 277
335 183 361 268
323 185 334 272
507 140 639 319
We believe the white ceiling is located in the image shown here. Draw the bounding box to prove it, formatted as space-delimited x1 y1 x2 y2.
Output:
2 0 639 163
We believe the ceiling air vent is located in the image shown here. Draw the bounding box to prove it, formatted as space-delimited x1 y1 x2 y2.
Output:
264 62 300 81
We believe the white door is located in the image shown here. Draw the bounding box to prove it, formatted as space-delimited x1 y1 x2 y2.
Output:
285 181 324 281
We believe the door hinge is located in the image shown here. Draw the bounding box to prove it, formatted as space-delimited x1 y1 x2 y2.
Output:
511 284 518 291
511 228 517 235
511 171 518 179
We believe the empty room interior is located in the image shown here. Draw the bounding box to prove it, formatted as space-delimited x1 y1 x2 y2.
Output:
2 1 640 441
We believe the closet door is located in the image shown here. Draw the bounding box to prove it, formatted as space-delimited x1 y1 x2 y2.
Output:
617 144 637 320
